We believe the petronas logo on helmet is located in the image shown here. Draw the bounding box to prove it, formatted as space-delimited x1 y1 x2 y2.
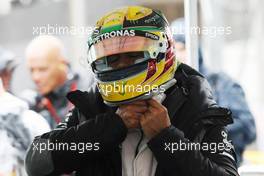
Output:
93 29 135 44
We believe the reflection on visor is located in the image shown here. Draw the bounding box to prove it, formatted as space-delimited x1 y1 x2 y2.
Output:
88 35 163 64
93 51 150 72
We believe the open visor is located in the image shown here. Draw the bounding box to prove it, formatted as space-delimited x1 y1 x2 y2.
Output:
88 35 167 66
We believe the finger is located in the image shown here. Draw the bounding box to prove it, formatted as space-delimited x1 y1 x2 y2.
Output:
128 118 140 128
147 105 157 112
139 115 148 126
134 112 145 119
128 100 148 106
143 110 152 119
120 101 147 109
140 113 153 128
126 104 148 113
147 98 163 109
132 112 147 121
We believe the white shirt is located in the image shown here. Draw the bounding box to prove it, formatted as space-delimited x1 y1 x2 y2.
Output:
121 129 157 176
121 93 166 176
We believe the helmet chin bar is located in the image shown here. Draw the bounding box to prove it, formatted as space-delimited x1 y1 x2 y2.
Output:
104 78 177 107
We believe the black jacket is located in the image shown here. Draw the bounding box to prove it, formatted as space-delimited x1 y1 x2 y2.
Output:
25 63 239 176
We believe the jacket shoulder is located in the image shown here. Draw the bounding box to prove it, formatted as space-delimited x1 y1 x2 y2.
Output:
175 63 204 78
66 84 108 118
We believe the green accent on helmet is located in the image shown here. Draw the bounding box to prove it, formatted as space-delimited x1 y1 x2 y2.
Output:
100 25 122 34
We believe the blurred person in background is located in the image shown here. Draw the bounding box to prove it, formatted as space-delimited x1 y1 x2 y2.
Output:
21 35 94 129
25 6 239 176
171 18 256 165
0 47 18 92
0 74 50 175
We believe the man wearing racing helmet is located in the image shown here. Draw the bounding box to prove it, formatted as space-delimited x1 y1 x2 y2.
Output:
25 6 239 176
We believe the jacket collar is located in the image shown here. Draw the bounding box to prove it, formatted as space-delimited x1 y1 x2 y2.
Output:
162 85 187 120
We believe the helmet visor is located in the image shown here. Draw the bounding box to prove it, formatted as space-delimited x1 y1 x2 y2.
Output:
92 51 150 72
88 35 163 66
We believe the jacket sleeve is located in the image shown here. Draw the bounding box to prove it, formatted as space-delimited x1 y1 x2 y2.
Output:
25 107 127 176
218 78 256 147
208 73 256 146
148 125 239 176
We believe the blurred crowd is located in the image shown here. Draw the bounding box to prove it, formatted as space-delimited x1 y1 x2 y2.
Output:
0 35 94 175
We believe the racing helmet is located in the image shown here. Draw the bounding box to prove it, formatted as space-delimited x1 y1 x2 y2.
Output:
87 6 179 106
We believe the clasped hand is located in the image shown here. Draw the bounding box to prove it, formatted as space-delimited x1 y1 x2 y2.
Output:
116 99 171 138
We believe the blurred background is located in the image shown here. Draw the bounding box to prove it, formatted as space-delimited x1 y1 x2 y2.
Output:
0 0 263 175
